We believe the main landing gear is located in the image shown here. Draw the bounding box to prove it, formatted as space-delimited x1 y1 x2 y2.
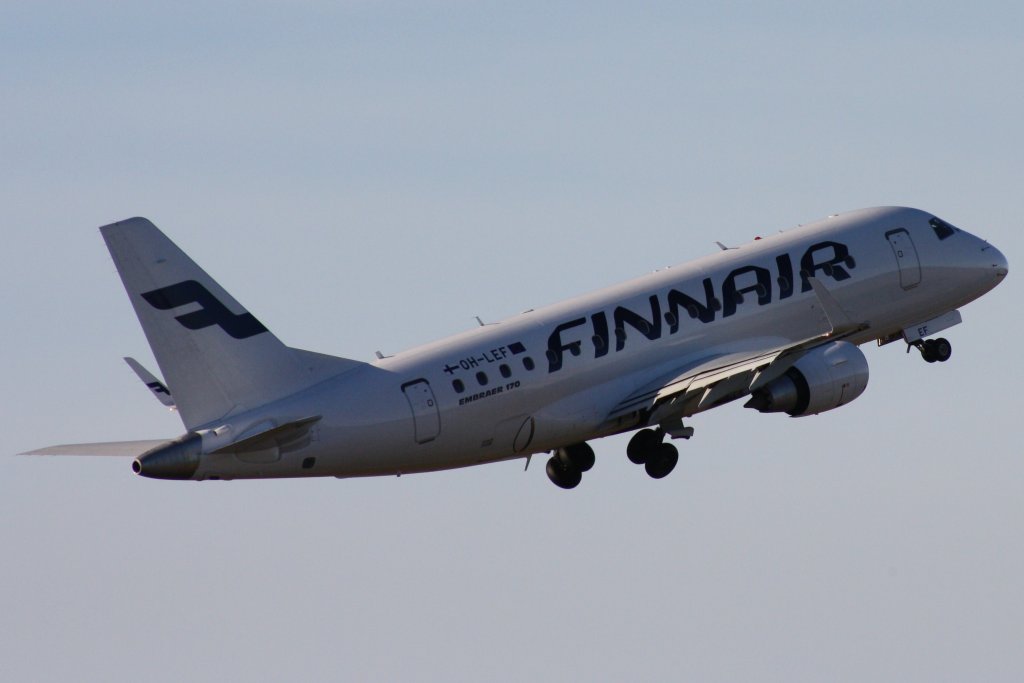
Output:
545 442 596 489
910 337 952 363
544 428 683 488
626 428 679 479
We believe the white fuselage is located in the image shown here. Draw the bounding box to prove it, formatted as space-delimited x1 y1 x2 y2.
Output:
190 207 1007 480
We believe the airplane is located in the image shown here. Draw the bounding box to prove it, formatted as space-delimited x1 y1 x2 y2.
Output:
24 206 1008 489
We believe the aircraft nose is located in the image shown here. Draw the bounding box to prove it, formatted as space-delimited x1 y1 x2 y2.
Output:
985 243 1009 281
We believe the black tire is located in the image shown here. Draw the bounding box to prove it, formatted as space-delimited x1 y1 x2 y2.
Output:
546 455 582 489
933 337 952 362
627 429 660 464
921 340 938 363
564 443 596 473
644 443 679 479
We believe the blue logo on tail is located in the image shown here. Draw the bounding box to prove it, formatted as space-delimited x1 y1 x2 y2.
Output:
141 280 268 340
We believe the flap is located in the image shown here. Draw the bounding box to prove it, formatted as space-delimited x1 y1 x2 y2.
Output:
607 345 793 422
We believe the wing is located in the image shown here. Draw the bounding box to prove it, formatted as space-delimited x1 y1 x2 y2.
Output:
603 278 868 431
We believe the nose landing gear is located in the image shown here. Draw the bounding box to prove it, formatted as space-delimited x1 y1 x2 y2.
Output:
911 337 952 363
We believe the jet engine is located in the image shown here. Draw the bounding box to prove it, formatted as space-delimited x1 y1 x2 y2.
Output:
745 341 868 417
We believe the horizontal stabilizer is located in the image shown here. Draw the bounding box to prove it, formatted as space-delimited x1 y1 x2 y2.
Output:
125 357 176 408
21 440 173 457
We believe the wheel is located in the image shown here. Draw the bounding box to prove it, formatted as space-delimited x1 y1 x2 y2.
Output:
546 455 582 489
627 429 661 464
933 337 952 362
563 443 596 472
644 443 679 479
921 340 938 363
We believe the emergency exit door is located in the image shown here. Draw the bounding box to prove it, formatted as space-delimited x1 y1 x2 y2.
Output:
401 379 441 444
886 229 922 290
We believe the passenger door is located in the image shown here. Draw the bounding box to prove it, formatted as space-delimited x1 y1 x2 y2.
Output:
885 228 922 290
401 379 441 444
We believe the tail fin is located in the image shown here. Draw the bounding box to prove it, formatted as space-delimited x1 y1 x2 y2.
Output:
101 217 362 430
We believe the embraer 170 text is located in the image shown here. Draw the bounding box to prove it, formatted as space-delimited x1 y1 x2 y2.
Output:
26 207 1008 488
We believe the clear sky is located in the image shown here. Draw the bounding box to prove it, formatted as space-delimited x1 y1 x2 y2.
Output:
2 2 1022 681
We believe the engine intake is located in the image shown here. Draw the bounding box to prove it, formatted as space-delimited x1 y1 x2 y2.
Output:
745 341 868 417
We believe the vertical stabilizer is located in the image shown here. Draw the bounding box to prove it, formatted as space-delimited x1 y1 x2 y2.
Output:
101 218 361 430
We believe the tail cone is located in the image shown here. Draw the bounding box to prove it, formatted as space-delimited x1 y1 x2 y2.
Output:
134 434 202 480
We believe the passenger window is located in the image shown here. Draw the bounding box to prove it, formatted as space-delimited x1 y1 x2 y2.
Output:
476 371 488 386
522 357 535 371
452 379 465 393
499 364 512 379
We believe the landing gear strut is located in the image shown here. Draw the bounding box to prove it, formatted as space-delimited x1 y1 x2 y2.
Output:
626 428 679 480
545 442 595 489
911 337 952 363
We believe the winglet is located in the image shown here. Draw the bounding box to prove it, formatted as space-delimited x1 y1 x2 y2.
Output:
124 357 176 409
807 277 858 335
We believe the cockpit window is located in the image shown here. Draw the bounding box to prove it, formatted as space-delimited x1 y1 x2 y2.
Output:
929 217 957 240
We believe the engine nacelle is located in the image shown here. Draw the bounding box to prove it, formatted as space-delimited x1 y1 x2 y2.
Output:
745 341 869 417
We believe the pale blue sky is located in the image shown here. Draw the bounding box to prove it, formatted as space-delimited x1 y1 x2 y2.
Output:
2 2 1022 681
